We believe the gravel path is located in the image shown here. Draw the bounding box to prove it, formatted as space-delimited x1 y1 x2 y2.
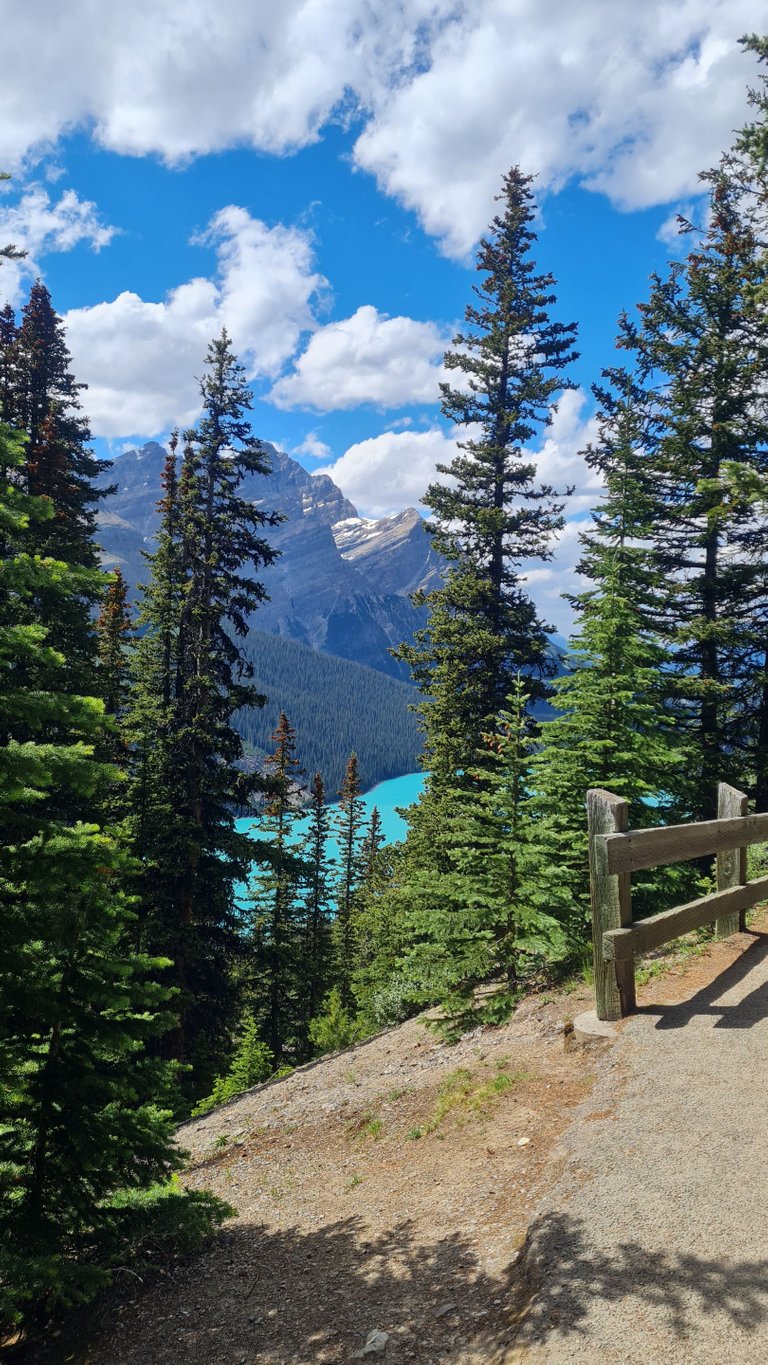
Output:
514 929 768 1364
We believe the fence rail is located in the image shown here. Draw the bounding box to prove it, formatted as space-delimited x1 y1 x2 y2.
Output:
588 782 767 1021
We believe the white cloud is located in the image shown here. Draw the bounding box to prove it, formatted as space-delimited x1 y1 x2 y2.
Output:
355 0 766 254
534 389 603 515
270 305 449 410
0 3 763 255
318 427 459 518
523 517 590 636
0 0 448 166
293 430 332 460
63 209 326 439
0 185 116 305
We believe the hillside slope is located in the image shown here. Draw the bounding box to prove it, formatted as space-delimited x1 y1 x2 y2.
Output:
68 987 596 1364
47 922 768 1365
235 629 422 793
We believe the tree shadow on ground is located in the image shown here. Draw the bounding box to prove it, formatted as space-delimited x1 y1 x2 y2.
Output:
634 931 768 1031
27 1205 768 1362
514 1210 768 1349
28 1217 520 1364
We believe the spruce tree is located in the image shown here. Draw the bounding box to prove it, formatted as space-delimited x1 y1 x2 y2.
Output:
0 422 226 1337
397 166 578 790
4 283 111 695
396 678 561 1035
14 281 111 568
392 167 576 1026
128 333 281 1094
297 771 335 1042
619 171 768 816
519 369 694 949
334 752 367 1009
249 712 305 1061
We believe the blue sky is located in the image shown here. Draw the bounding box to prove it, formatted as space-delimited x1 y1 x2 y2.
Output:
0 1 765 629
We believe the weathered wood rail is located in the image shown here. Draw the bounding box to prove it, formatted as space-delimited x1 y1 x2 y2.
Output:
588 783 768 1020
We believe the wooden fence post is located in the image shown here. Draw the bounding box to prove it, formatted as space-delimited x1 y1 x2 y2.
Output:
587 789 634 1021
716 782 748 936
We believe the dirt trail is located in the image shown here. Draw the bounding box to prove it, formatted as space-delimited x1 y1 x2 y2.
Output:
50 925 768 1364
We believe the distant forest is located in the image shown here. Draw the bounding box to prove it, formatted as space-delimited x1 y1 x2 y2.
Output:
235 628 422 794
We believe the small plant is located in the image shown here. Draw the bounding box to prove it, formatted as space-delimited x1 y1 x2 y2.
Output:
347 1174 363 1189
192 1018 274 1116
214 1134 229 1150
406 1126 423 1141
309 988 366 1055
416 1064 529 1136
385 1086 409 1102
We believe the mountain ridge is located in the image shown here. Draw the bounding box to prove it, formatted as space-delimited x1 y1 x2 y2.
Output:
96 441 442 680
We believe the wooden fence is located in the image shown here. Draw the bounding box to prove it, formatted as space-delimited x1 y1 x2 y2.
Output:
588 782 768 1020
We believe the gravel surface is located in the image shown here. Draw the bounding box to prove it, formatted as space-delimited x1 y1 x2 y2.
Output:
513 927 768 1364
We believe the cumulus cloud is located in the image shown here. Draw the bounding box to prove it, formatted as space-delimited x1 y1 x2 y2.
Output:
63 209 326 438
317 427 459 518
523 517 590 636
0 185 116 305
0 0 448 166
320 389 601 627
271 305 450 411
354 0 765 254
293 431 333 460
1 2 763 255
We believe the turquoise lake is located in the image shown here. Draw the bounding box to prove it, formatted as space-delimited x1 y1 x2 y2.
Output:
236 769 426 864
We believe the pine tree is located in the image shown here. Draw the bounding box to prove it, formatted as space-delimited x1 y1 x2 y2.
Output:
14 282 110 568
334 753 367 1009
391 167 576 1025
5 283 112 696
396 166 578 790
0 422 227 1337
396 678 561 1035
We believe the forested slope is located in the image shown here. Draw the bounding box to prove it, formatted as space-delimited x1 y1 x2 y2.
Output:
235 628 422 793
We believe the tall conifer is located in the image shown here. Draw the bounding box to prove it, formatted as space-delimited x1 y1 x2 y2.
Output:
397 166 577 789
0 422 225 1336
129 334 280 1093
334 753 367 1009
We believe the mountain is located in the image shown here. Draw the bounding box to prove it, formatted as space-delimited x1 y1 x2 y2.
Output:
96 441 442 680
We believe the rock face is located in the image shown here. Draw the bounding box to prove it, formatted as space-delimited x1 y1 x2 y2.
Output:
96 441 443 680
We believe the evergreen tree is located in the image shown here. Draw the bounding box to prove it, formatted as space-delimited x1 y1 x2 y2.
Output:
249 712 305 1061
95 568 133 780
0 422 226 1336
14 282 111 567
334 752 367 1009
396 678 561 1035
396 166 578 790
297 771 335 1042
2 284 111 696
519 370 694 948
128 333 280 1093
620 171 768 816
391 167 576 1026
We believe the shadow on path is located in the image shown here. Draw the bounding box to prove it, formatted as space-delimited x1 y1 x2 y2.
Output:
634 931 768 1030
30 1217 519 1364
514 1211 768 1348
